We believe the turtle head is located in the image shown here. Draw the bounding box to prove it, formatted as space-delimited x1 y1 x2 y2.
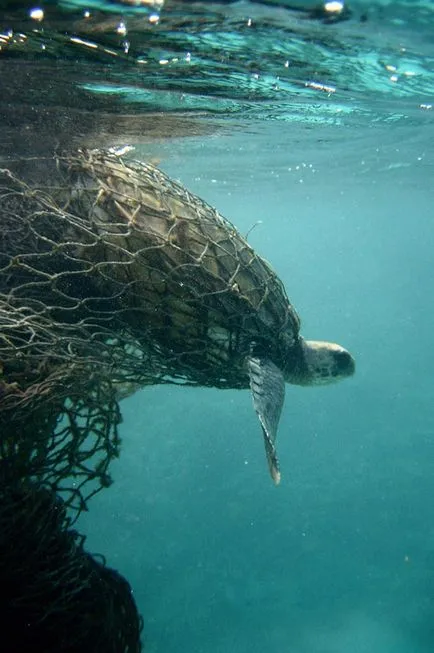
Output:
286 338 355 386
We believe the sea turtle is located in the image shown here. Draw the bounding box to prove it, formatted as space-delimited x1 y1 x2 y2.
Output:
45 148 356 483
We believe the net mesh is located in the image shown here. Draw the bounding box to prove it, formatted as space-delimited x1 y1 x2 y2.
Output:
0 147 295 650
0 148 296 509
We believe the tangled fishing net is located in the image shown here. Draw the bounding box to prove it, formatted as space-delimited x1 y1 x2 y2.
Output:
0 147 293 650
0 150 199 652
0 147 293 506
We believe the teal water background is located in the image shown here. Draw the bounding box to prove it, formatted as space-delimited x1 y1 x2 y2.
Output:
80 123 434 653
1 0 434 650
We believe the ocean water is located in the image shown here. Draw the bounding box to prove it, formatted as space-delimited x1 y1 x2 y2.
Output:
1 0 434 651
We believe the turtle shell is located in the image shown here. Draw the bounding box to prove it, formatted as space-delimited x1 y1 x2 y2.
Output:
59 149 300 389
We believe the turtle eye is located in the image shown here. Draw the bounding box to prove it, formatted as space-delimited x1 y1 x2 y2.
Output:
334 349 355 374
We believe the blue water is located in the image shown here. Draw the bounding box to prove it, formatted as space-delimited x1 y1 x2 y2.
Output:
77 122 434 652
2 0 434 650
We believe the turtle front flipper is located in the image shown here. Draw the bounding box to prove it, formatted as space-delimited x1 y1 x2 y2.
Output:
247 356 285 485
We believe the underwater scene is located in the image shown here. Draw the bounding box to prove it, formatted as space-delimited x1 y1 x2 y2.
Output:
0 0 433 651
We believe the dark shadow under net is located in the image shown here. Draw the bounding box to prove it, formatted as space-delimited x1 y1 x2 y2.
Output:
0 479 143 653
